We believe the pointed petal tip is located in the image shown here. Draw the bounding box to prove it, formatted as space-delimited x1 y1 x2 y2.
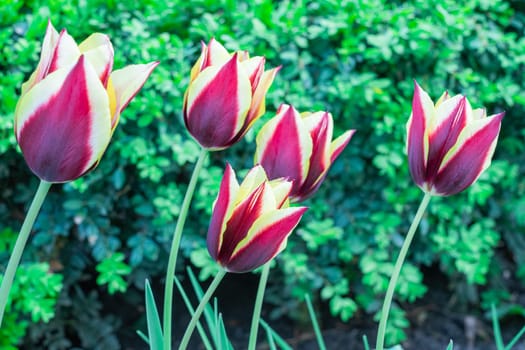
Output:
270 65 282 74
224 162 234 174
295 206 309 216
492 111 505 121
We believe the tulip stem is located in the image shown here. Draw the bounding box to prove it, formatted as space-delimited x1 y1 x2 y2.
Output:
248 263 271 350
0 180 52 326
163 148 208 350
375 191 432 350
178 269 227 350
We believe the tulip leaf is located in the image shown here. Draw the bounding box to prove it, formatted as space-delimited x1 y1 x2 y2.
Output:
260 319 293 350
173 276 213 350
144 280 163 350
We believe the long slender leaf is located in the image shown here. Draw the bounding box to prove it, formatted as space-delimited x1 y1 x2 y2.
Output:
217 313 234 350
446 340 454 350
145 279 163 350
505 324 525 350
137 330 150 345
363 335 371 350
173 276 213 350
187 267 219 347
260 319 293 350
264 323 278 350
304 294 326 350
492 303 505 350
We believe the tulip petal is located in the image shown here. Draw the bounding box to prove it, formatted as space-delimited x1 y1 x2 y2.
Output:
15 56 111 182
217 182 274 264
330 129 356 163
407 81 432 187
434 91 450 108
432 112 504 195
255 105 312 194
244 66 280 128
240 56 265 90
304 112 332 178
79 33 114 86
189 41 207 82
207 164 239 260
203 38 231 68
185 54 252 149
268 179 293 208
236 164 268 200
225 207 307 273
109 61 159 128
425 95 468 179
21 21 60 95
48 29 81 75
294 127 354 202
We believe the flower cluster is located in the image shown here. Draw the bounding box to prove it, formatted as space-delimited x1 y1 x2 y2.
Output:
181 40 355 272
16 27 505 274
9 21 507 350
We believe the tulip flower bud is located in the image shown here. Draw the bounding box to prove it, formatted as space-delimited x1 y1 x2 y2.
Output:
407 81 504 196
255 104 355 202
14 21 158 183
207 164 307 273
183 38 279 150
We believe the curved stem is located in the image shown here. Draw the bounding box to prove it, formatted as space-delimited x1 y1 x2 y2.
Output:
0 180 52 326
178 269 227 350
375 192 432 350
163 147 208 350
248 263 271 350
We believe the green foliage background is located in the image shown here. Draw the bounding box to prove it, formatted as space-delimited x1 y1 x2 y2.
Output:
1 0 525 347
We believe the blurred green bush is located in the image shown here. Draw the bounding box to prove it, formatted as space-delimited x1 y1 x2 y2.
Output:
1 0 525 347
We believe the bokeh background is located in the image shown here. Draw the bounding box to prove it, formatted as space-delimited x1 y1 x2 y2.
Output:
1 0 525 348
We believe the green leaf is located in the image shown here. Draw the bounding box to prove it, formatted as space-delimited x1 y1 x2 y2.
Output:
173 276 213 350
145 280 163 350
260 319 293 350
305 294 326 350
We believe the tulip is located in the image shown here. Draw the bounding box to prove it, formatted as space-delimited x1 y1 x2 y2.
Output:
254 104 355 202
14 21 158 183
183 38 280 150
407 81 504 196
207 164 307 273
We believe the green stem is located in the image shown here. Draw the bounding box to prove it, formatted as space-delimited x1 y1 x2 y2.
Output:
375 192 432 350
178 269 227 350
0 180 52 326
248 263 271 350
163 148 208 350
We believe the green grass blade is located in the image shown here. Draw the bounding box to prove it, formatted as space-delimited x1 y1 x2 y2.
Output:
145 279 163 350
187 267 219 347
264 322 278 350
137 330 149 344
304 294 326 350
446 340 454 350
217 313 234 350
173 277 213 350
363 335 371 350
505 324 525 350
260 319 293 350
492 304 505 350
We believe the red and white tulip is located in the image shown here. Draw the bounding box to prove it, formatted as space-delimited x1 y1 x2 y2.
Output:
183 38 279 150
407 81 504 196
207 164 307 273
255 104 355 202
14 21 158 183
